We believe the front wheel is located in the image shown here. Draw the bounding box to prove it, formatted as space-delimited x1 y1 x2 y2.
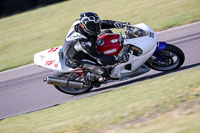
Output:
52 71 93 95
146 44 185 71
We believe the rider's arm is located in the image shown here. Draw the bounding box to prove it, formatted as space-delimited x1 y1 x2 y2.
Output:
101 20 130 29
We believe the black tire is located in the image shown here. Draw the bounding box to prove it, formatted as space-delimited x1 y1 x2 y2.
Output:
146 44 185 71
52 71 93 95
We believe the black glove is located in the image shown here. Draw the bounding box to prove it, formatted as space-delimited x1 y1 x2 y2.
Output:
114 22 130 29
117 53 129 63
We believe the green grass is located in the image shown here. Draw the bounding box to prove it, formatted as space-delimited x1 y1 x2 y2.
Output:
0 0 200 71
106 106 200 133
0 67 200 133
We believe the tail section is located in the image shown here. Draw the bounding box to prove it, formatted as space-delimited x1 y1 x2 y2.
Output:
34 46 63 71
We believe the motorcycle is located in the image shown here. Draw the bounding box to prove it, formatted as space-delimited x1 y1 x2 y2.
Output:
34 23 185 95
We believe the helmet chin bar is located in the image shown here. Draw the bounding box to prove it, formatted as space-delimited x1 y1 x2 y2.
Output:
85 29 100 36
80 22 101 36
83 26 100 36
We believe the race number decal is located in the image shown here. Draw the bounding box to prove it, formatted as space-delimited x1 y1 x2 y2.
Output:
48 47 59 53
45 60 55 66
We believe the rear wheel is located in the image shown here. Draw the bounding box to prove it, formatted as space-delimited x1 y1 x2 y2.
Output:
52 71 93 95
146 44 185 71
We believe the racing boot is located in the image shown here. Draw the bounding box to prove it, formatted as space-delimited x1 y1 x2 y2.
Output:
84 72 105 88
82 63 109 77
85 72 105 83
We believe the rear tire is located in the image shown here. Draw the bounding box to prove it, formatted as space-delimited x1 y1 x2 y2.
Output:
52 71 93 95
146 44 185 71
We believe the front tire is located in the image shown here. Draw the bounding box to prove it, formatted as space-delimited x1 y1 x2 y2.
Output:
52 71 93 95
146 44 185 71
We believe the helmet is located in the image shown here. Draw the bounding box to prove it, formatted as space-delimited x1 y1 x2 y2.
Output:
80 12 101 36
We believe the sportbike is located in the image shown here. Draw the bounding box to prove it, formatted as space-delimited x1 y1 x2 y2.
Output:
34 23 185 95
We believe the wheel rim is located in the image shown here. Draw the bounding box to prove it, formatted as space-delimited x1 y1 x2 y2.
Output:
148 50 181 71
56 85 89 94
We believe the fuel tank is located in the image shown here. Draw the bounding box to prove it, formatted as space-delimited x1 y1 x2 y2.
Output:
96 33 123 56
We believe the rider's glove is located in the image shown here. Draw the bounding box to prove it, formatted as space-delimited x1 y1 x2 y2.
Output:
117 53 129 63
114 22 130 29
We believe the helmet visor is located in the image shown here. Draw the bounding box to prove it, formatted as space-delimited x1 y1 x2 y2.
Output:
84 21 101 35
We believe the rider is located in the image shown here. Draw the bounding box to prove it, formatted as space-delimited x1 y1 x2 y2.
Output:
63 12 129 83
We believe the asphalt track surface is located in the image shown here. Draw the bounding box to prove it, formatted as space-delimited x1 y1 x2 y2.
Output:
0 22 200 120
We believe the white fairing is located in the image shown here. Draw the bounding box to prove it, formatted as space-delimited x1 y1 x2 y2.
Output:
34 46 75 72
134 23 155 33
110 23 158 78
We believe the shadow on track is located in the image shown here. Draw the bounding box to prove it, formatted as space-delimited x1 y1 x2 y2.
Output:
90 63 200 93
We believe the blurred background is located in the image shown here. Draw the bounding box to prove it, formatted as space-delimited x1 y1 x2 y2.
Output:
0 0 66 17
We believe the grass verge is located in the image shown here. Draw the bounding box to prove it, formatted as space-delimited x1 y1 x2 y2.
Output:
0 67 200 133
105 105 200 133
0 0 200 71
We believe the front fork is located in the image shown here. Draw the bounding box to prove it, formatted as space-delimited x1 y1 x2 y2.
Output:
148 41 167 63
156 42 167 51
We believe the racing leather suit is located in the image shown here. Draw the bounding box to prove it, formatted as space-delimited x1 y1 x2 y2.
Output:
63 19 127 78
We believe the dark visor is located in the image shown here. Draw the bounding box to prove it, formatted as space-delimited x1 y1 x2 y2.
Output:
85 21 101 34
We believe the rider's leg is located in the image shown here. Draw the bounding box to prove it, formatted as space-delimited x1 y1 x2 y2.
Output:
82 63 109 83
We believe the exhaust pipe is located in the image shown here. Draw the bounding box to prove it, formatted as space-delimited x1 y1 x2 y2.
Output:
43 77 90 88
